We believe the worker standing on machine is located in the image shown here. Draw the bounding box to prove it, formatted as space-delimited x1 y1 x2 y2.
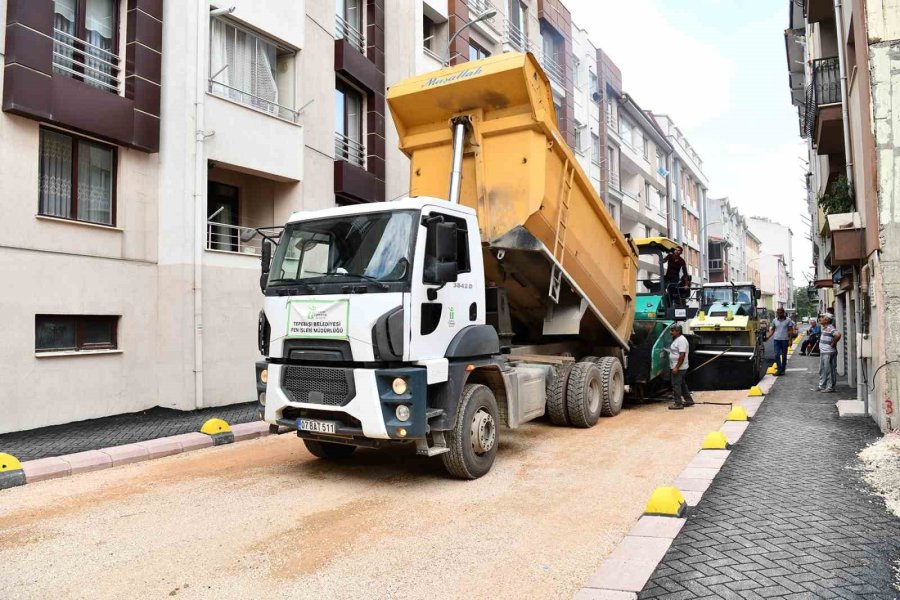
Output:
663 246 689 306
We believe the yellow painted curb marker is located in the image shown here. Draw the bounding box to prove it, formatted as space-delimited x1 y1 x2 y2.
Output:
748 386 765 397
701 431 730 450
644 486 687 517
200 418 231 435
0 453 22 472
726 406 749 421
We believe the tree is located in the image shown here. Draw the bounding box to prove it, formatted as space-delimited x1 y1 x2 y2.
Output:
793 287 816 319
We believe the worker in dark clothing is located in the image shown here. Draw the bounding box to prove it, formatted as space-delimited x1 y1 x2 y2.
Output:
663 246 689 305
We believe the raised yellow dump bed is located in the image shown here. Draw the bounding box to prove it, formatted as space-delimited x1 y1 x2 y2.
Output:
387 53 637 348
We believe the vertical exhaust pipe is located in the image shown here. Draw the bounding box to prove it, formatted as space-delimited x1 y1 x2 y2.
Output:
447 118 467 204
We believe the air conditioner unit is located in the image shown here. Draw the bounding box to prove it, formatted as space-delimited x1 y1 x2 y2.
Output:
857 333 872 358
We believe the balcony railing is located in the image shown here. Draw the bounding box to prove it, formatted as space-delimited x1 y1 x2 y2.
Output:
207 222 264 255
541 53 566 87
801 57 840 137
503 20 533 53
708 258 724 271
52 28 121 93
423 45 444 64
335 132 366 168
209 80 300 123
336 15 366 53
609 170 620 190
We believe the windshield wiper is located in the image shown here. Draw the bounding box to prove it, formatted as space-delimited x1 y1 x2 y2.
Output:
318 272 389 290
267 279 314 291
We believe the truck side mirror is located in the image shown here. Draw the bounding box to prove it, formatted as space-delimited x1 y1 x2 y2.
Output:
754 288 761 300
424 220 459 285
260 240 272 292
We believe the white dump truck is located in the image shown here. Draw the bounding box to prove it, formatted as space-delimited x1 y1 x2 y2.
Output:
254 53 638 478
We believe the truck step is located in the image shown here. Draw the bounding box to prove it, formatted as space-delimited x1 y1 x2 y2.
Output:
426 408 444 419
416 446 450 457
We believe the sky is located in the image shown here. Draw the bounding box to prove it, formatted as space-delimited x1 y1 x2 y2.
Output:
569 0 812 285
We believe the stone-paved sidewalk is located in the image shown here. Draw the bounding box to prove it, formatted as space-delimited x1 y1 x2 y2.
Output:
639 353 900 599
0 403 259 461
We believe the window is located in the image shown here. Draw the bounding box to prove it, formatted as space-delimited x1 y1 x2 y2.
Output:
469 40 490 62
645 226 652 238
607 202 618 225
591 133 601 164
574 120 585 154
620 117 633 145
35 315 118 352
508 0 527 50
39 128 116 226
657 151 665 171
590 71 599 98
573 57 581 87
336 0 364 51
207 182 240 252
643 136 650 160
335 79 365 167
209 17 297 121
645 181 653 210
553 98 563 129
53 0 120 92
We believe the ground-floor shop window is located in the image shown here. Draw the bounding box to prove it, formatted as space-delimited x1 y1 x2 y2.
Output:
35 315 119 352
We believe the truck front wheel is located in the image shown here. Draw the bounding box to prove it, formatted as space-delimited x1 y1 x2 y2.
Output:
442 383 499 480
303 439 357 459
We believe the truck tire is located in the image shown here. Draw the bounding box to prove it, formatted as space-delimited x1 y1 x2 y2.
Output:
566 361 603 428
303 439 356 459
597 356 625 417
546 362 575 426
442 383 499 479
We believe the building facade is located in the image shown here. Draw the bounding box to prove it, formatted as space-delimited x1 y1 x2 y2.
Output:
652 114 708 283
747 217 794 310
707 196 755 284
784 0 899 432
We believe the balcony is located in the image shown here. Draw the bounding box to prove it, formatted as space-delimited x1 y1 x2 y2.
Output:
802 57 844 154
208 81 300 123
708 258 724 272
335 132 366 168
466 0 501 35
826 212 865 266
336 15 366 54
52 28 121 94
503 20 533 53
541 53 566 88
206 222 264 255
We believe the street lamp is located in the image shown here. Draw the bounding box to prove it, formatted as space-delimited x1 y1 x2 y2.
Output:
445 9 498 66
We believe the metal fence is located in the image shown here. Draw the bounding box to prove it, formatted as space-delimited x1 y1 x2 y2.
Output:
336 15 366 53
335 132 366 168
208 80 300 123
541 53 566 87
206 221 264 255
52 28 121 93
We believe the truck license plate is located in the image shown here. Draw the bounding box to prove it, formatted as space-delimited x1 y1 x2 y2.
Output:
298 419 337 434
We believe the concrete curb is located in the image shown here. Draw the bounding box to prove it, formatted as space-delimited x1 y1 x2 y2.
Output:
574 352 790 598
15 421 271 485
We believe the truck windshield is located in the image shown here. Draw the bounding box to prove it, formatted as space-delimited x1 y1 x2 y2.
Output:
703 287 754 311
268 210 417 289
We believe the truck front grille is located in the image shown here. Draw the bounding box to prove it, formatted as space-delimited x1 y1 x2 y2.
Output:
281 365 355 406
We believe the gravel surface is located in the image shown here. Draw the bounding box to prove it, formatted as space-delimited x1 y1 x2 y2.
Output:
859 432 900 518
0 397 729 600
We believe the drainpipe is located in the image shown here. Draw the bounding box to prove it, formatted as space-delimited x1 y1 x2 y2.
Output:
833 0 853 185
834 0 865 407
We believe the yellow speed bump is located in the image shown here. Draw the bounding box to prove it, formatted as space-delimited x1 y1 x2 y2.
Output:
0 452 26 490
701 431 731 450
726 406 749 421
766 363 777 375
748 386 765 397
200 418 235 446
644 486 687 518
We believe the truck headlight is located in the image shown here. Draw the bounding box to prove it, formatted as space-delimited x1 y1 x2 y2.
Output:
392 377 408 395
395 404 411 422
259 368 268 384
259 392 266 406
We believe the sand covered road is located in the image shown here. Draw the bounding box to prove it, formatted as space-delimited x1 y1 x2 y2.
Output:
0 397 731 600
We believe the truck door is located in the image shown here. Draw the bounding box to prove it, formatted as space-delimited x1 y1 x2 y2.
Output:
408 207 484 361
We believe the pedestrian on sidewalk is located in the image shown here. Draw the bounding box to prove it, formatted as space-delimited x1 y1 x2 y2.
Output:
666 324 694 410
818 313 841 392
765 307 796 375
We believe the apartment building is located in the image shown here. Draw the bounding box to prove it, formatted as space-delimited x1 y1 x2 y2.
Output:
747 217 794 310
759 253 790 311
570 24 601 192
707 196 755 283
784 0 899 432
746 229 762 288
652 114 709 282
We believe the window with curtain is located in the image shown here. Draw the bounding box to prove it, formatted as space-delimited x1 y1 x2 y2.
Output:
39 128 116 226
209 17 295 119
53 0 118 92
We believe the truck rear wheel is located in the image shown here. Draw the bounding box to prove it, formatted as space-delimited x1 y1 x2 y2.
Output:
566 361 603 428
597 357 625 417
303 439 356 459
546 362 575 426
442 384 499 480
